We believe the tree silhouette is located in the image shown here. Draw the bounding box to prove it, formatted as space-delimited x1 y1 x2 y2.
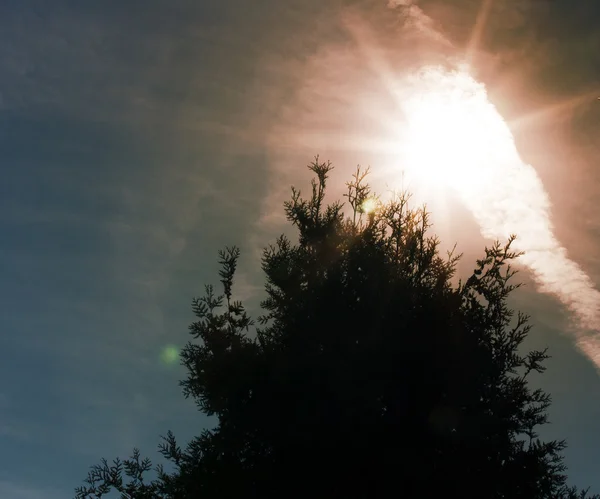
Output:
75 158 598 499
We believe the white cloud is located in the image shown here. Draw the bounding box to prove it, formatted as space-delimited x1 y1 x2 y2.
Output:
398 66 600 341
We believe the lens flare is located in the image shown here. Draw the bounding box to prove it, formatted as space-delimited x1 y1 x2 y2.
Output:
361 197 378 214
160 345 180 365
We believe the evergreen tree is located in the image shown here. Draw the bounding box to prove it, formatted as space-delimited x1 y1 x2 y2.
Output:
75 158 597 499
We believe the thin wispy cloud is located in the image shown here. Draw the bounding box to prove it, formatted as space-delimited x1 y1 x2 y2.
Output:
387 0 452 47
0 2 276 492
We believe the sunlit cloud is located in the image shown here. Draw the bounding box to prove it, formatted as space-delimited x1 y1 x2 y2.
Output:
396 66 600 340
387 0 452 47
261 0 600 367
381 1 600 359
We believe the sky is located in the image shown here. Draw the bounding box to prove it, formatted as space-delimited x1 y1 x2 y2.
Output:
0 0 599 496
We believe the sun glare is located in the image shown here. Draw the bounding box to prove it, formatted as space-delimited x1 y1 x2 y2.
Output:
393 66 600 341
268 9 600 368
399 68 510 199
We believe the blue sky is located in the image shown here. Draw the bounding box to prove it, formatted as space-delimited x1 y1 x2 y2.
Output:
0 0 599 496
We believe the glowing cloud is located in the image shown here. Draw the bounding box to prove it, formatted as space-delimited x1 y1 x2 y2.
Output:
383 0 600 358
398 66 600 352
261 0 600 367
387 0 452 47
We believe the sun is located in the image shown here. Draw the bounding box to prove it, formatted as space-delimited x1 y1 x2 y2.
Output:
398 67 508 199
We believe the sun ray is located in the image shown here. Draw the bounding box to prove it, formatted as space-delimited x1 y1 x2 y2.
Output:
342 12 405 114
508 88 600 130
265 2 600 369
464 0 495 69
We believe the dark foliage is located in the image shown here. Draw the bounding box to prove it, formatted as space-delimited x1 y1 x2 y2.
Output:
75 158 597 499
